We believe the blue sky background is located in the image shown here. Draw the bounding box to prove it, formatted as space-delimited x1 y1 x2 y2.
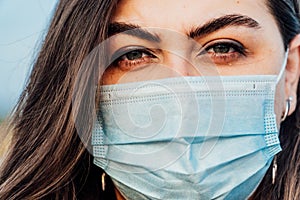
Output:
0 0 58 118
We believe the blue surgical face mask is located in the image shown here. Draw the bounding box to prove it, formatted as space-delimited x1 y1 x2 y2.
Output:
92 54 288 199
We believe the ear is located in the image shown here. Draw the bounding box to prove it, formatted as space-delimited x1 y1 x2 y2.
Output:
286 34 300 115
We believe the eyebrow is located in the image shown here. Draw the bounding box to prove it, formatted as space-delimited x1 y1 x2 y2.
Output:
108 14 261 42
108 22 161 43
189 14 261 38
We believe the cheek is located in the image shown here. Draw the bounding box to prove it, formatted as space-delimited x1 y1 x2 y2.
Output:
274 76 285 127
101 67 123 85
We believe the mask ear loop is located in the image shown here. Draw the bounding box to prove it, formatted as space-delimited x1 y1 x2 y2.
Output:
276 48 289 84
280 47 293 122
272 48 289 185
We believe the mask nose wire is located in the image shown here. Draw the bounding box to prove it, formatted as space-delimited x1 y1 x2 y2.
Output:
276 48 289 84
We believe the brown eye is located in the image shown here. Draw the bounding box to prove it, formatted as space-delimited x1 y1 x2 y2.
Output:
111 48 158 71
205 42 244 55
125 51 144 60
210 44 232 54
198 40 247 65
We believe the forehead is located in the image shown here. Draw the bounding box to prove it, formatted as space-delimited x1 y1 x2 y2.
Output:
112 0 274 31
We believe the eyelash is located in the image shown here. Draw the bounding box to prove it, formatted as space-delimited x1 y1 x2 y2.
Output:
112 48 158 70
111 41 247 69
199 40 247 64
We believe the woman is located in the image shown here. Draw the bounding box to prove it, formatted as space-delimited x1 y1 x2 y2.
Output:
0 0 299 199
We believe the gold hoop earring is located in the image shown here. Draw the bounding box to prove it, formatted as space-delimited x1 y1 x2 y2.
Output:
102 172 106 191
281 96 293 122
272 155 278 185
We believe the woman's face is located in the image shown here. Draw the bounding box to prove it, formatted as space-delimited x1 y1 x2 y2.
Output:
101 0 287 122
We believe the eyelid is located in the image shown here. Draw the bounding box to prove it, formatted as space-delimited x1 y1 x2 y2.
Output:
199 39 246 55
110 46 157 63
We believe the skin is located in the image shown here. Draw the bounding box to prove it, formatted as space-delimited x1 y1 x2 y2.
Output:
100 0 300 199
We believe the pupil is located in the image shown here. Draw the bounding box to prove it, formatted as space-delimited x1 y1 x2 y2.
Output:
213 45 230 53
127 51 143 60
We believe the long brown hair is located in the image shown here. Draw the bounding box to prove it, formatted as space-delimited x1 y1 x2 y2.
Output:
252 0 300 199
0 0 118 199
0 0 299 199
